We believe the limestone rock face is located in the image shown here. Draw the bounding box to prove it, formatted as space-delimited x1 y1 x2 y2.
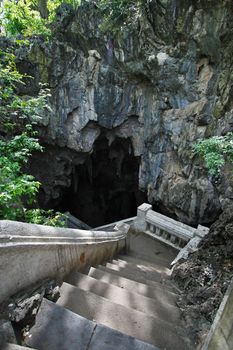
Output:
16 0 233 225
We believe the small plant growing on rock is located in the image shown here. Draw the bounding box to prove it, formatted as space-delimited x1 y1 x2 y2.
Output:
194 132 233 176
99 0 141 33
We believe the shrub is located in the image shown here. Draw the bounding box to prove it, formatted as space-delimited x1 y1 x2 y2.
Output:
1 0 51 38
194 133 233 176
0 48 66 226
0 0 81 38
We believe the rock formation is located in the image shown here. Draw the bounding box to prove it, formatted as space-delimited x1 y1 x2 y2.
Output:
13 0 233 225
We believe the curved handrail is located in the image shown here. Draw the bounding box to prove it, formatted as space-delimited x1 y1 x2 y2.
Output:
0 220 129 246
0 220 130 304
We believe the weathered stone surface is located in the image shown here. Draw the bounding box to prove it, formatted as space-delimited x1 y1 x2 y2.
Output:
8 293 43 326
57 282 186 349
0 320 17 347
12 0 233 225
3 343 36 350
0 220 128 304
25 298 161 350
172 205 233 345
202 278 233 350
8 280 60 328
24 298 96 350
89 323 160 350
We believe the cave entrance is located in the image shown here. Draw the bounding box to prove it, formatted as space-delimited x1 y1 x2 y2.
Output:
58 136 146 227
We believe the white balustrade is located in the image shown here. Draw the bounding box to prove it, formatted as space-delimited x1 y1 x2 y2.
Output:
134 203 209 251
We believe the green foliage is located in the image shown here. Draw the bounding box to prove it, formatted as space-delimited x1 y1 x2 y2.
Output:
0 132 42 220
176 17 185 34
0 49 50 129
1 0 51 38
0 0 142 38
0 0 81 38
0 49 65 226
25 209 67 227
48 0 81 21
194 133 233 176
100 0 134 19
99 0 141 32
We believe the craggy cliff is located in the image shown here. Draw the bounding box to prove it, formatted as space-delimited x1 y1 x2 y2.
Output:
15 0 233 226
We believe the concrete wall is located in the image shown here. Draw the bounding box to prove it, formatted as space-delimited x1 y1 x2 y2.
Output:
202 278 233 350
0 220 129 304
94 217 136 232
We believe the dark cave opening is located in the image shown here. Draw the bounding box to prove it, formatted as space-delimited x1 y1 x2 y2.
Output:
57 136 147 227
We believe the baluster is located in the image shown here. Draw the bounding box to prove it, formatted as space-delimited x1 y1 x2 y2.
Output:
178 239 184 247
181 240 186 248
170 235 176 244
150 224 155 233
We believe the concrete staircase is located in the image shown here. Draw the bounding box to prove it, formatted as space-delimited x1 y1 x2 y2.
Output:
24 233 191 350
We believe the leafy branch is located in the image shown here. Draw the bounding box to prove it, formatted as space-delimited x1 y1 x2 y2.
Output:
0 49 65 226
0 0 81 38
194 132 233 176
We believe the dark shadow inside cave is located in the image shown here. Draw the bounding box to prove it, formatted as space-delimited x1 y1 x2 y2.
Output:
57 136 147 227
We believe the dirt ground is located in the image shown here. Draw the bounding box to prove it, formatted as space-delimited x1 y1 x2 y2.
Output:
172 205 233 346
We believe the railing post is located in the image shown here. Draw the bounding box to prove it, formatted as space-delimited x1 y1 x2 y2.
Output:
133 203 152 232
114 222 130 253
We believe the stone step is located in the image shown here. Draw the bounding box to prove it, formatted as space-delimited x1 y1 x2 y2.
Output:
24 298 160 350
88 322 160 350
118 257 182 296
57 282 187 350
3 344 37 350
127 251 173 268
97 264 175 292
66 271 180 323
87 267 178 304
118 254 173 272
110 258 172 281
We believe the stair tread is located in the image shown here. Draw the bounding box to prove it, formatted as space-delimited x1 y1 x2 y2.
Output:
24 298 160 350
88 267 178 303
126 251 173 268
57 282 187 350
98 265 175 292
118 254 172 271
65 271 180 322
25 298 96 350
89 322 160 350
108 259 171 282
